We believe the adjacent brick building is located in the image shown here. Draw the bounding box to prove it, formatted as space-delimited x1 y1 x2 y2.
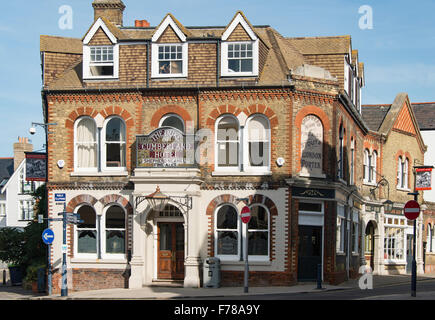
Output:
41 0 371 293
361 93 426 275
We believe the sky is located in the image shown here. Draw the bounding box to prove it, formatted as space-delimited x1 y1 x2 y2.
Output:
0 0 434 156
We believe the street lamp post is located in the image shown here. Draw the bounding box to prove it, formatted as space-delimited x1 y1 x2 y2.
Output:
29 121 56 295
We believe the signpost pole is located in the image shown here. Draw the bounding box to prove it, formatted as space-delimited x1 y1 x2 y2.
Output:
61 203 68 297
244 222 249 294
405 194 420 298
48 244 52 296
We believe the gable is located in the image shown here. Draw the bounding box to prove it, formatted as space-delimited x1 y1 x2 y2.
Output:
226 23 252 42
83 17 118 45
393 102 417 135
157 25 182 43
152 14 188 43
88 27 113 46
222 11 257 41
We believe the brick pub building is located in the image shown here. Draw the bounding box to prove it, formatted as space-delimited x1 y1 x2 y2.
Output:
41 0 368 292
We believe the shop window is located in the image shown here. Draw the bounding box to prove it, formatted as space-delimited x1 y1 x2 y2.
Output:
215 204 239 259
76 205 97 254
105 205 125 255
248 205 269 257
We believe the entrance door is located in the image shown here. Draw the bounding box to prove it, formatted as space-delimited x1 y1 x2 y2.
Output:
406 234 413 274
298 225 322 281
158 222 185 280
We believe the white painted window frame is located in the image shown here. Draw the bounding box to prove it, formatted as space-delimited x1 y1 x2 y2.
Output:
221 40 259 77
214 203 241 261
243 114 271 174
74 204 98 259
101 116 127 173
214 114 241 173
74 116 98 174
83 44 119 80
101 204 127 260
245 203 270 262
151 42 189 79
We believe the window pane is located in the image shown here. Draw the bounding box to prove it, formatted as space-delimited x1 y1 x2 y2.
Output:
171 61 183 74
299 202 322 212
241 59 253 72
218 142 239 166
106 231 125 253
106 142 126 167
248 232 268 255
77 206 96 228
217 231 238 255
228 59 240 72
217 117 239 140
106 118 125 142
90 65 114 77
161 115 185 132
217 205 238 229
106 206 125 228
159 61 170 74
78 230 97 253
248 206 268 230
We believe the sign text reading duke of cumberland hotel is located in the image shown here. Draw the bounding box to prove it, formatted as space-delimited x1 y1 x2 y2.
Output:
136 127 195 168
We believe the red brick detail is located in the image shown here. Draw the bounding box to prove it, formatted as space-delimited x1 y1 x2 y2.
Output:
205 104 243 129
221 270 296 287
149 105 193 129
99 194 133 215
294 105 331 173
66 194 98 213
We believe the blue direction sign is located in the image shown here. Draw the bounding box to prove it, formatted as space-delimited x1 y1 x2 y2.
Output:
42 228 55 245
55 193 66 202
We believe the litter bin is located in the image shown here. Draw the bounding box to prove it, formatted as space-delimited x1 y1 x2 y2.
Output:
203 257 221 288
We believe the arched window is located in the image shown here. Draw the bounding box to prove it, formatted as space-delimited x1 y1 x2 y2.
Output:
159 113 185 133
371 151 377 183
216 115 240 169
397 156 409 189
364 149 369 182
104 205 126 255
103 117 126 170
350 138 355 185
404 158 409 189
245 115 270 170
427 224 433 253
338 124 344 179
248 205 269 258
75 117 97 171
215 204 240 259
76 205 97 254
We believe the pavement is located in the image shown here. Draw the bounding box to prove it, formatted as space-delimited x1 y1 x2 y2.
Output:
1 274 435 300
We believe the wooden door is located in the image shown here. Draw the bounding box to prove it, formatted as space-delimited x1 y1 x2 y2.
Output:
158 222 185 280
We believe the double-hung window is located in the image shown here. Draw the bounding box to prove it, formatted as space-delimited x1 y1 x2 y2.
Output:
221 41 259 77
152 43 188 78
245 115 270 171
103 117 126 170
216 115 240 170
397 156 409 190
83 45 119 79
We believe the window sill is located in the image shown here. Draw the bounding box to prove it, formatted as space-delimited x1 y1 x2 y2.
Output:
396 187 411 192
71 257 127 264
151 75 188 80
71 171 129 177
218 260 271 266
363 181 377 187
83 77 119 81
212 171 272 176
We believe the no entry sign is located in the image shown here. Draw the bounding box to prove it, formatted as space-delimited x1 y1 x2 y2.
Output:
404 200 420 220
240 206 251 224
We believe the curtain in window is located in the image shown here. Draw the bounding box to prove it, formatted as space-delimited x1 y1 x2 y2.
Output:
76 118 97 169
105 206 125 254
216 205 239 255
77 206 97 254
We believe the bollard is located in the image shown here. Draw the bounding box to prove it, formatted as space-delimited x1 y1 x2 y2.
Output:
3 270 5 286
316 264 322 289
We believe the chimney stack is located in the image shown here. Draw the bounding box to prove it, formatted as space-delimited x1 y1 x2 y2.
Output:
135 20 150 27
92 0 126 27
13 137 33 171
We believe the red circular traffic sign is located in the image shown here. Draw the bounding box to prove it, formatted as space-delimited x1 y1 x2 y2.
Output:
240 206 251 224
404 200 420 220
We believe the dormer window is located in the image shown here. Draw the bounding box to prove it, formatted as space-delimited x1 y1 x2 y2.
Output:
228 43 253 73
89 46 114 77
157 44 183 75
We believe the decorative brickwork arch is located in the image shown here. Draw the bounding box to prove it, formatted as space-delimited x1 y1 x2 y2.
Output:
99 194 133 215
205 193 278 259
66 194 98 213
150 105 192 130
